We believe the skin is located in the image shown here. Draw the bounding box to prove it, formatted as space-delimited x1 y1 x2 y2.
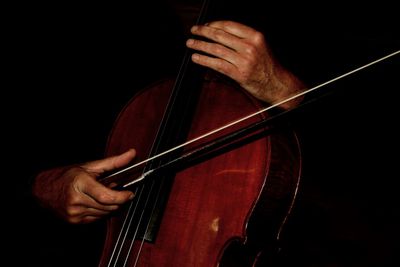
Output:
32 21 305 224
32 149 136 224
186 20 304 109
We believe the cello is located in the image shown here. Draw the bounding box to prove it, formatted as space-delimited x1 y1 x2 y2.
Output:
96 1 302 266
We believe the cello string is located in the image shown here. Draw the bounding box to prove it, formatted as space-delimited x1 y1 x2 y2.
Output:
131 1 214 265
103 0 398 261
110 1 213 266
132 179 167 266
105 188 142 267
106 49 400 265
103 49 400 184
106 181 160 267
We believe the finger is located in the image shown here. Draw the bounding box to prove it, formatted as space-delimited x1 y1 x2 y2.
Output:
72 193 121 212
82 148 136 174
205 20 258 40
190 21 260 52
190 24 243 52
63 197 127 224
68 213 104 224
83 206 114 217
186 38 241 66
191 53 238 79
63 197 118 219
79 175 134 206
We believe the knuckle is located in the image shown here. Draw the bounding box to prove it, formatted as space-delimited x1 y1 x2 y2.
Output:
213 59 225 72
65 206 79 217
190 39 200 48
67 193 81 206
212 45 224 55
243 44 257 57
252 31 264 46
212 28 225 41
220 20 233 28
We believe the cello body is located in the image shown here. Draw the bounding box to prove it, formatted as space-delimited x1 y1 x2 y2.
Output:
97 76 301 267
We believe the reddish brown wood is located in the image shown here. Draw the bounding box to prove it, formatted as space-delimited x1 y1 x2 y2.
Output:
97 77 301 267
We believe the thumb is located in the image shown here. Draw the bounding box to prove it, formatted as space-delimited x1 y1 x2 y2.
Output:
82 148 136 174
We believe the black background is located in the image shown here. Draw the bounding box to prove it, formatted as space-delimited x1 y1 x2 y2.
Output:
5 1 399 266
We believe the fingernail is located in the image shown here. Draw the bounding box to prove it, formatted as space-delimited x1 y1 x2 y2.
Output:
186 39 194 46
192 54 199 61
